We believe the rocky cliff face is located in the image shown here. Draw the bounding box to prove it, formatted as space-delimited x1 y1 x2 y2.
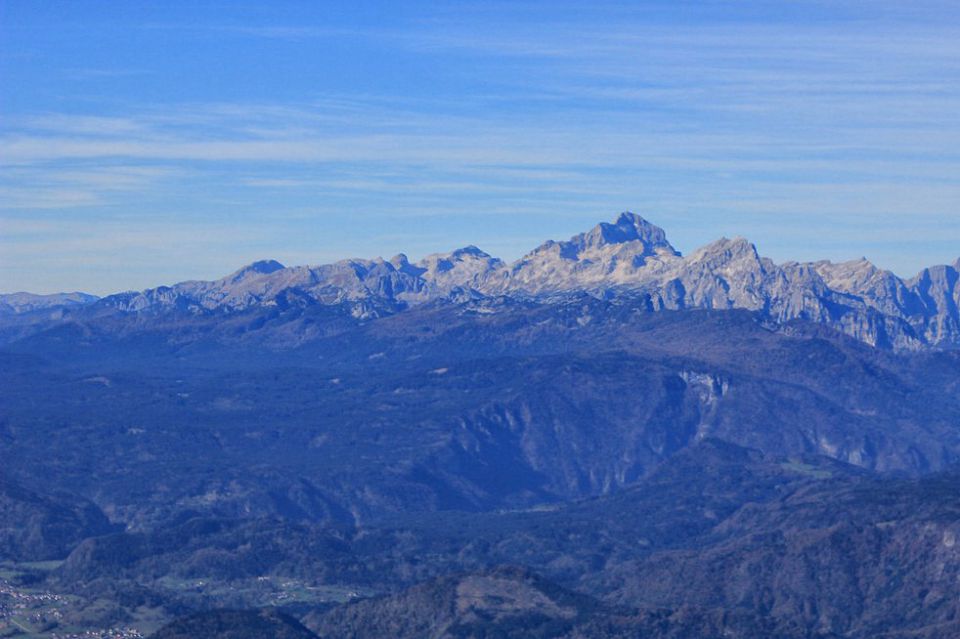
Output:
12 212 958 350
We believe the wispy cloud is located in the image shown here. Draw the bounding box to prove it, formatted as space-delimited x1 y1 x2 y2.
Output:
3 2 959 291
0 165 178 209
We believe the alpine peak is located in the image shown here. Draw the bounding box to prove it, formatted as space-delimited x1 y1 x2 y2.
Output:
233 259 284 276
449 245 491 258
578 212 678 254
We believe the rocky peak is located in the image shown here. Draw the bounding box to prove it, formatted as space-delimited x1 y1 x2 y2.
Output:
516 212 679 268
451 245 491 258
576 211 678 255
398 246 507 298
688 237 760 270
814 258 882 289
418 246 502 273
909 260 960 305
224 259 285 284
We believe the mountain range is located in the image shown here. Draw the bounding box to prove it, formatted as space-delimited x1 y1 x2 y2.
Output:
3 212 960 638
3 213 958 351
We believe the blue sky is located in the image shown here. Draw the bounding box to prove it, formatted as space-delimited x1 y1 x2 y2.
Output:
2 1 959 294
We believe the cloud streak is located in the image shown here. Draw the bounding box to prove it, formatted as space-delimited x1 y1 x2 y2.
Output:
2 1 959 291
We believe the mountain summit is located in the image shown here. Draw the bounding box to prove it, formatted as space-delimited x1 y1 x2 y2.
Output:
580 211 678 252
502 211 682 295
226 259 286 284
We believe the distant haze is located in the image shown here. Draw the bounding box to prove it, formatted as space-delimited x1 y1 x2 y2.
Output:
2 1 959 294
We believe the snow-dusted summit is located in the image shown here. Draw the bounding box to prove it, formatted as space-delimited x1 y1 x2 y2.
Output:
498 212 681 294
